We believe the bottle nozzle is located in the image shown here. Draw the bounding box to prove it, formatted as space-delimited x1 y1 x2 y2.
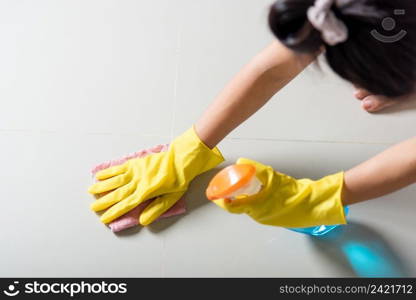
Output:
206 164 258 201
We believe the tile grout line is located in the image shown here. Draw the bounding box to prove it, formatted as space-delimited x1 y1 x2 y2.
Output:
225 137 395 146
163 19 183 279
169 24 182 142
0 129 172 138
0 128 398 146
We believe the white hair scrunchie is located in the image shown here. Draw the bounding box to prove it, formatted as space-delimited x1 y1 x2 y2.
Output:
307 0 349 46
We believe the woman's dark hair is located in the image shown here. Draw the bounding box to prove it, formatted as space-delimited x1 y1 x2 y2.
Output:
269 0 416 97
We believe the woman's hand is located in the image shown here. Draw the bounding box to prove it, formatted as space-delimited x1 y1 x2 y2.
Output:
88 127 224 226
212 158 347 228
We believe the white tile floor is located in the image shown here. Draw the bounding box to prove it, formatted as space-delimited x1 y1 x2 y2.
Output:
1 0 415 277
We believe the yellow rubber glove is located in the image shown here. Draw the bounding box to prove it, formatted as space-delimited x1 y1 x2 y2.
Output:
213 158 347 228
88 126 224 225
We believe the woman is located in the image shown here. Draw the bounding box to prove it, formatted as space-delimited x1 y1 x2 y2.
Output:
88 0 416 229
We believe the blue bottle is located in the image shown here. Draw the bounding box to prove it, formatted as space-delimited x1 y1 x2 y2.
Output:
287 206 349 236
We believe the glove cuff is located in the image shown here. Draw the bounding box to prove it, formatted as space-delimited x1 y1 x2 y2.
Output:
288 171 347 227
191 125 225 172
313 171 347 226
170 126 225 178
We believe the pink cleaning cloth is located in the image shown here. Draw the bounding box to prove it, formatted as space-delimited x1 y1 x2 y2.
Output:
91 144 187 232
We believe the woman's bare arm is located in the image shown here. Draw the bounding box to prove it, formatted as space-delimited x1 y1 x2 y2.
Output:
342 137 416 205
195 40 314 149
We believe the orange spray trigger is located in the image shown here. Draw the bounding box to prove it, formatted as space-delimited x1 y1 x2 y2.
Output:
206 164 258 201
